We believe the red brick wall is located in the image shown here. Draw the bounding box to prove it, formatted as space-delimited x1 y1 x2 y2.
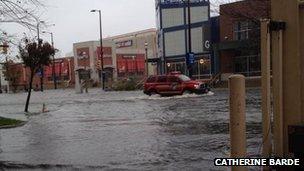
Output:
219 0 270 74
220 0 270 42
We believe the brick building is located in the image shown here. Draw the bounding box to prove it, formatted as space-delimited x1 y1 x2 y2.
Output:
215 0 270 80
0 57 75 92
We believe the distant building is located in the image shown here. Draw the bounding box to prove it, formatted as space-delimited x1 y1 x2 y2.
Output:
0 63 8 92
105 29 158 78
73 29 157 92
155 0 213 79
0 57 75 92
215 0 270 80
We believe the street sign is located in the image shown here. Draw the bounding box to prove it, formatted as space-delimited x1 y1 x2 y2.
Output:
36 69 43 77
186 52 195 66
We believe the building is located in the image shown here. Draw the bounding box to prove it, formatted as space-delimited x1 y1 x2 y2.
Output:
0 57 75 93
73 29 157 92
0 63 8 92
105 28 158 78
155 0 212 79
216 0 270 80
73 40 115 92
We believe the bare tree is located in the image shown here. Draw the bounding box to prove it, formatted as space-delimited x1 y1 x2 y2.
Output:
0 0 45 30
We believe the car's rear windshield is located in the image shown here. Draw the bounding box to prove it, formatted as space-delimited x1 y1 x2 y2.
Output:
178 75 191 81
146 76 156 83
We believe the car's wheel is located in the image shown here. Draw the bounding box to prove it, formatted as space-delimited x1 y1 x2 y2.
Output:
148 90 157 96
183 90 192 95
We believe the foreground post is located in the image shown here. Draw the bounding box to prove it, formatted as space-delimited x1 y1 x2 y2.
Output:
261 19 272 158
229 75 247 171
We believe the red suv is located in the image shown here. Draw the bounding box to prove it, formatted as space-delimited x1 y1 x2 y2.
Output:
143 72 210 96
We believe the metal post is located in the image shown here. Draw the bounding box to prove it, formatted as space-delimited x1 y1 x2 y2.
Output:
5 56 9 93
261 19 272 159
98 10 105 90
187 0 193 78
37 21 44 92
50 33 57 89
145 42 149 77
229 74 247 171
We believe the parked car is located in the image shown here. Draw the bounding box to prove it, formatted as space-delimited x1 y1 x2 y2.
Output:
143 72 210 96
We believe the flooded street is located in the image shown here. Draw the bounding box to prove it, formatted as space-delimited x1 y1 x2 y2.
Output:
0 89 262 170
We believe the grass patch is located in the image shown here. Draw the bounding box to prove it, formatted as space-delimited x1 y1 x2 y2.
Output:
0 117 24 127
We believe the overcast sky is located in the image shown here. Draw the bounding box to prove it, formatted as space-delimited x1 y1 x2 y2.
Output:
3 0 156 57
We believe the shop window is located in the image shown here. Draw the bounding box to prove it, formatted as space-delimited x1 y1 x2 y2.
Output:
234 55 261 77
234 21 252 40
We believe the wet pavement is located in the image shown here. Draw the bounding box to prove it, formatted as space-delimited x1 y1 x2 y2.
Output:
0 88 262 170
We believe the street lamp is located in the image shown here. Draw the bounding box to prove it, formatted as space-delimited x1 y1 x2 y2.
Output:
37 21 45 45
37 20 45 92
42 31 57 90
145 42 149 77
91 9 105 90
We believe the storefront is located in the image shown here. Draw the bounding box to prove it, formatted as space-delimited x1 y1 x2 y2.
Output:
166 55 211 79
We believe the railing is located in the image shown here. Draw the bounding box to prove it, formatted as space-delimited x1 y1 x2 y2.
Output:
209 72 221 87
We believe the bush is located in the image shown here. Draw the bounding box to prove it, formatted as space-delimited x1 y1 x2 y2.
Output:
112 76 142 91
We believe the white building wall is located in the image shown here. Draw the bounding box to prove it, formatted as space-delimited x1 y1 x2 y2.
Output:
190 27 203 54
187 6 209 23
164 30 186 56
162 8 184 28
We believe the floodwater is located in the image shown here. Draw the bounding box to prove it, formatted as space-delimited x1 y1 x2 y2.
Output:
0 88 262 170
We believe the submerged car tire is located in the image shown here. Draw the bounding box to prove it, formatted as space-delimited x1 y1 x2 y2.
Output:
183 90 192 95
148 90 157 96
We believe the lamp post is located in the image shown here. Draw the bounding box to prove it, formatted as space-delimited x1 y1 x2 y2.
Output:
145 42 149 77
42 31 57 89
186 0 193 78
91 9 105 90
37 20 45 92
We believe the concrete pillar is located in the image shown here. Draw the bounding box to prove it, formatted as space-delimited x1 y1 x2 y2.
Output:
73 45 81 93
229 74 247 171
271 0 303 156
261 19 272 158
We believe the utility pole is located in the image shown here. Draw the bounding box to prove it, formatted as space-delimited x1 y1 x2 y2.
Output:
43 31 57 89
37 21 45 92
91 9 105 90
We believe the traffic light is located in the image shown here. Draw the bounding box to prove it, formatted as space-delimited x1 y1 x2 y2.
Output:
1 43 9 54
96 59 101 69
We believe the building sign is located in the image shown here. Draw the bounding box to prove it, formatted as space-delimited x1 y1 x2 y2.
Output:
77 47 90 59
158 0 208 5
116 40 133 48
123 55 136 59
